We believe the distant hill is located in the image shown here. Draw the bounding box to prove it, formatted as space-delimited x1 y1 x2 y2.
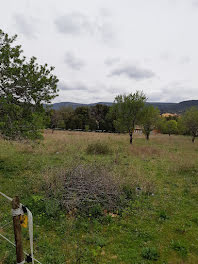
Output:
48 100 198 113
149 100 198 113
50 102 113 110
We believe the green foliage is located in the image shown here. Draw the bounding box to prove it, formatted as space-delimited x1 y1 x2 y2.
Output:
90 104 110 130
156 116 167 133
158 210 169 221
0 29 58 140
48 104 112 131
85 124 90 132
112 91 146 133
166 120 178 136
181 107 198 142
45 198 60 217
141 247 159 260
86 142 111 155
171 240 188 257
141 105 160 140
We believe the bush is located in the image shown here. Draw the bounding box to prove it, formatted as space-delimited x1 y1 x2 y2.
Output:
86 142 111 155
44 164 123 216
171 240 188 257
141 247 159 260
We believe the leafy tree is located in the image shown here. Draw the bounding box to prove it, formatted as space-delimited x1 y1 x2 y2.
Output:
166 120 178 136
181 107 198 143
59 106 74 129
156 116 167 134
0 29 58 140
112 91 146 144
141 105 160 140
90 104 109 130
74 106 90 129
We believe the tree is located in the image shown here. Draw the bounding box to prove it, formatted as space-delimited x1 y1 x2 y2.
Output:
59 106 74 129
141 105 160 140
166 120 178 136
74 106 90 129
181 107 198 143
0 29 58 140
90 104 109 130
112 91 146 144
156 116 167 134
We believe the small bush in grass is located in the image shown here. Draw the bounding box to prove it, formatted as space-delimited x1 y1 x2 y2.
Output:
171 240 188 257
141 247 159 260
158 210 169 221
45 198 60 217
86 142 111 155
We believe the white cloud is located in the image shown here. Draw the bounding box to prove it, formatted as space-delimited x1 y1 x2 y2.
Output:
0 0 197 103
110 65 155 80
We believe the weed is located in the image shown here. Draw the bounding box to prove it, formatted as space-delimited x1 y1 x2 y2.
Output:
141 247 159 260
158 210 169 221
171 240 188 257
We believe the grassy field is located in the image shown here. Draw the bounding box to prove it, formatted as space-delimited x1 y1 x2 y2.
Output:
0 130 198 264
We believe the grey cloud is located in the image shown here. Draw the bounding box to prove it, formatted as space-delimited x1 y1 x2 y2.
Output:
59 82 88 91
55 13 92 35
13 14 36 39
104 57 120 66
192 0 198 7
64 52 84 70
110 65 155 80
54 12 115 42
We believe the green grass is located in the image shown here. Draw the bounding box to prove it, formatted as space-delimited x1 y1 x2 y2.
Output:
0 131 198 263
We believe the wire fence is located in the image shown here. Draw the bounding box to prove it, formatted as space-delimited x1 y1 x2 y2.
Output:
0 191 42 264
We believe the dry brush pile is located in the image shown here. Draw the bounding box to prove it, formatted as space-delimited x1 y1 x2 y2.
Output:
44 164 126 216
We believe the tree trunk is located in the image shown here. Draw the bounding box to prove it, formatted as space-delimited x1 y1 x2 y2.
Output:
146 133 149 140
129 131 133 144
192 136 195 143
169 133 170 136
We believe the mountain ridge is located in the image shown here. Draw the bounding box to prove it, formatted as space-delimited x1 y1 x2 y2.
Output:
49 100 198 113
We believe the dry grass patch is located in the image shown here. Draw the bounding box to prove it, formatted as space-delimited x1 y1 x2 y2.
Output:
86 142 112 155
130 145 161 159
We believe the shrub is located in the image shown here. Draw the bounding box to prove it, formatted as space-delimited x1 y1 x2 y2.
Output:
171 240 188 257
86 142 111 155
45 198 60 217
158 210 169 221
141 247 159 260
44 164 123 216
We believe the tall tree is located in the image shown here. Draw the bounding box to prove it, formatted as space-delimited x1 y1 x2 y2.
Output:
0 29 58 140
112 91 146 144
181 107 198 143
141 105 160 140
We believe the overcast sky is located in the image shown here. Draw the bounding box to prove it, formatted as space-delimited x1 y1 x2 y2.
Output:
1 0 198 103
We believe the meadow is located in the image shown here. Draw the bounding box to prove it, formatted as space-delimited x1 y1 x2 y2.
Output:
0 130 198 264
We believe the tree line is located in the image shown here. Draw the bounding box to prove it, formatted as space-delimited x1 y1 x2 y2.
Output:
47 92 198 144
1 29 198 143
